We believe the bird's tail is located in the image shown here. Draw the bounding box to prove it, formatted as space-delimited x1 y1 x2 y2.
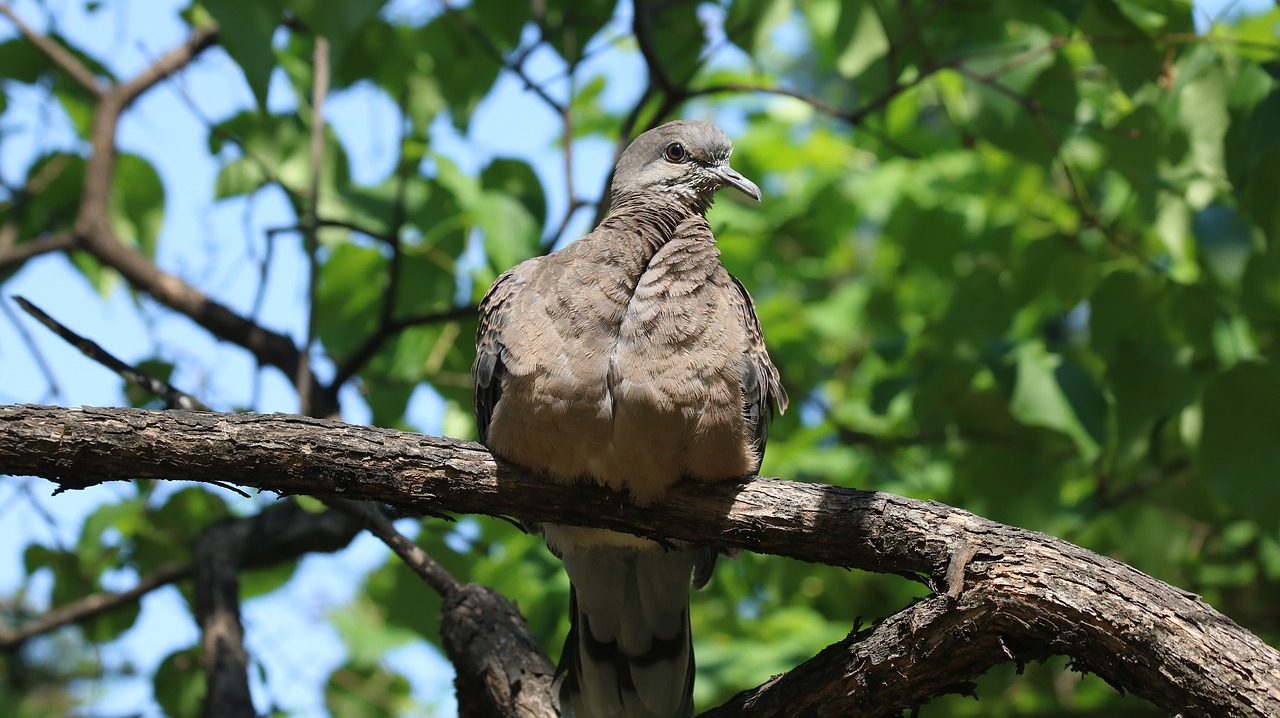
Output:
557 547 698 718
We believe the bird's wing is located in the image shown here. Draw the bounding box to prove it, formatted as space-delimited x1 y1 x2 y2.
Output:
473 266 523 445
728 273 788 470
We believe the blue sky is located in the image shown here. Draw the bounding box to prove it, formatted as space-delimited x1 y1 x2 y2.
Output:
0 0 1274 715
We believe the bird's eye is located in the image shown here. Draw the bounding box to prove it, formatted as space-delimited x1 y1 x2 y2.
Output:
663 142 686 162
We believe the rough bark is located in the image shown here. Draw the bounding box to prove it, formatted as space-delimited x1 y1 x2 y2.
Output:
194 502 363 718
1 404 1278 717
327 499 560 715
442 583 560 718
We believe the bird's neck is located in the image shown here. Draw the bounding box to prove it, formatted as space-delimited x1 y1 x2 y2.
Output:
600 196 704 252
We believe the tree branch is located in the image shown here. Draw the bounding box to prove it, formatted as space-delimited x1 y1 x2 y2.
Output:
328 499 559 716
0 232 78 271
194 520 253 718
52 23 334 415
115 24 218 109
0 4 104 96
12 296 211 411
0 404 1277 716
0 563 190 651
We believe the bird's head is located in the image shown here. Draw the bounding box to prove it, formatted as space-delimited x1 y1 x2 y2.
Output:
609 120 761 214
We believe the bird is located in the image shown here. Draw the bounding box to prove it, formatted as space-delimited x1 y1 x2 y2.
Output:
473 119 788 718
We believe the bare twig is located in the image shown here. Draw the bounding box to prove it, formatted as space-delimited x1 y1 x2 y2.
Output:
0 232 77 271
327 500 459 595
0 4 104 96
12 296 211 411
298 35 330 417
0 294 60 400
438 0 565 113
0 563 191 651
115 24 217 109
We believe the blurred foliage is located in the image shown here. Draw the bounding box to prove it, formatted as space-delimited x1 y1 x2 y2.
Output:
2 0 1279 716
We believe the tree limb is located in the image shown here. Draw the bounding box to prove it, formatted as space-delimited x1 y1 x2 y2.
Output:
0 232 78 271
329 499 559 716
0 404 1277 717
0 4 104 96
41 22 335 415
0 562 190 651
12 296 211 411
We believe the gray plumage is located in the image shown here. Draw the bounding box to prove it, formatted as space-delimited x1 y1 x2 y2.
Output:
474 119 787 718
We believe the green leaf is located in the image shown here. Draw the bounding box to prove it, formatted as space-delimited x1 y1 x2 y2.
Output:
1177 46 1232 184
314 243 386 361
1193 203 1257 287
240 562 297 599
639 0 703 86
132 488 230 574
76 498 143 568
475 192 540 271
211 111 350 201
1226 72 1280 238
325 662 412 718
725 0 794 57
538 0 614 64
1078 0 1164 94
417 15 503 130
1106 347 1196 466
1009 348 1097 457
287 0 388 68
111 154 165 258
1200 362 1280 532
154 648 204 718
365 381 415 427
833 1 889 80
203 0 283 107
481 158 547 232
331 596 416 668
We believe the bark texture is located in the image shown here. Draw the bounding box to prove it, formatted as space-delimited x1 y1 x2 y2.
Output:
1 404 1278 716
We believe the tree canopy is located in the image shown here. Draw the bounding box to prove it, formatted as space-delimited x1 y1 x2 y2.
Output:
1 0 1279 716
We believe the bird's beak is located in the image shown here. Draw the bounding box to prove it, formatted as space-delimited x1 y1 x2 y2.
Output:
713 164 762 202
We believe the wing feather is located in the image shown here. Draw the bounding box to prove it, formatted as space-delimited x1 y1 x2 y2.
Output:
473 269 522 445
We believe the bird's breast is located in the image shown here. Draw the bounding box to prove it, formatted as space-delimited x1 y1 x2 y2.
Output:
487 237 754 506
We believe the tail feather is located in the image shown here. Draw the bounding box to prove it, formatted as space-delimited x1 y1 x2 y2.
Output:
558 548 697 718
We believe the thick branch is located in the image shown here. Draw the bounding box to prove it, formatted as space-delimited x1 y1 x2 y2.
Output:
194 520 253 718
194 501 363 717
0 405 1277 716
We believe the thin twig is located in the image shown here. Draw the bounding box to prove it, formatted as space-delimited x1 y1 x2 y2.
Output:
326 500 459 596
325 303 478 394
542 198 591 253
298 35 330 417
12 296 211 411
114 24 218 109
0 563 191 651
0 3 104 96
437 0 565 113
0 232 77 272
0 295 60 400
